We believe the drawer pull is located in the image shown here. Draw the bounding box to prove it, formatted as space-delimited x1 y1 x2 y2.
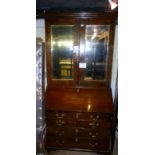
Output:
56 120 65 126
89 122 99 127
89 142 98 147
55 113 65 118
56 140 64 145
89 132 98 138
55 131 65 136
57 116 63 119
90 115 100 120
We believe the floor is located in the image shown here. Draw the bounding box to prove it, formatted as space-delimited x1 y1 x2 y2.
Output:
48 138 118 155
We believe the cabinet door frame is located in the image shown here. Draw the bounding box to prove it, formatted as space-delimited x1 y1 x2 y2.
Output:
45 16 80 86
78 17 116 87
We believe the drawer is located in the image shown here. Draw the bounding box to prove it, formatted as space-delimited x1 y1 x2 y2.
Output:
46 126 111 140
76 113 113 121
46 111 113 123
77 120 112 128
46 137 110 151
46 111 112 121
76 128 111 139
46 127 76 138
82 138 109 151
46 118 76 127
46 137 77 148
46 111 76 119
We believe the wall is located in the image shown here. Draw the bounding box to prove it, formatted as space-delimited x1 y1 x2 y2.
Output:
36 19 45 42
111 25 118 101
36 19 47 90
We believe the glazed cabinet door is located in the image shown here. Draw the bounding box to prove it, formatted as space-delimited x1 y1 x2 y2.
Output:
78 18 115 87
45 15 116 87
45 18 79 86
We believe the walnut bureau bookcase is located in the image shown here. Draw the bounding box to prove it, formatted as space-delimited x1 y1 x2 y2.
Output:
44 12 117 154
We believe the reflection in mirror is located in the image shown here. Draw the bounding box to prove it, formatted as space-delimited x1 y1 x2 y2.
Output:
51 25 74 79
84 25 110 80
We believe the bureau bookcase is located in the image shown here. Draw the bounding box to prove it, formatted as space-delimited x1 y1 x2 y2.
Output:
45 12 117 154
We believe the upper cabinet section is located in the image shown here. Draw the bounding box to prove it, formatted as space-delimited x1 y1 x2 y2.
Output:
45 12 117 87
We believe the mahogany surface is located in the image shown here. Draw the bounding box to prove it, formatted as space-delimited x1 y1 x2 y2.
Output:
45 87 113 153
45 87 113 113
44 11 117 154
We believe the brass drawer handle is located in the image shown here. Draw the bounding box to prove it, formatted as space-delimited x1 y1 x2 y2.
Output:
56 140 64 145
89 122 99 127
90 115 100 120
75 138 78 142
57 116 63 119
56 120 65 126
55 131 65 136
55 113 65 118
89 132 98 138
89 142 98 147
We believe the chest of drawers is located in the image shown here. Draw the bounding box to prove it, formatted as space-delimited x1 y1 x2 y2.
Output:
45 87 113 153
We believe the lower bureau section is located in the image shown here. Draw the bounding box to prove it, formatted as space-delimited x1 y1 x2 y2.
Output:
45 111 113 152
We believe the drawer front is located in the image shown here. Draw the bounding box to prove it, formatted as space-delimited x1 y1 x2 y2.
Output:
46 118 76 127
77 120 112 128
47 127 76 138
46 137 77 148
76 128 111 139
84 139 109 151
46 137 110 151
46 111 112 121
47 127 111 139
76 113 113 121
46 111 76 119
